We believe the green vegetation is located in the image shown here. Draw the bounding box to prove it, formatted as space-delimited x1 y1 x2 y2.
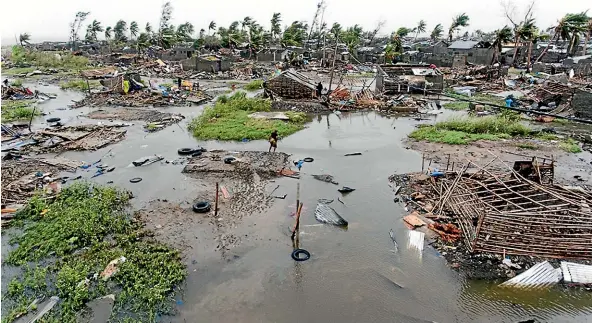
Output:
10 79 23 87
409 115 530 145
243 79 264 91
3 183 186 322
188 91 307 141
560 138 582 153
516 142 539 150
60 79 100 91
1 100 40 122
2 67 36 75
552 118 569 125
10 45 90 70
443 101 470 110
445 91 506 107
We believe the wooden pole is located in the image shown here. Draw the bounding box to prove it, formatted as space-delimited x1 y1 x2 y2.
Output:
327 35 340 92
291 202 303 240
421 153 425 172
446 154 451 171
214 182 219 216
86 80 91 95
296 182 300 215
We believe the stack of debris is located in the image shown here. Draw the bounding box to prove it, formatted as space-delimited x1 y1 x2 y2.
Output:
3 125 128 153
86 107 184 132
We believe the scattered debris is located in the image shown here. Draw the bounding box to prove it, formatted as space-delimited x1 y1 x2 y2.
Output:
499 261 561 289
314 203 348 226
313 174 339 185
87 107 184 132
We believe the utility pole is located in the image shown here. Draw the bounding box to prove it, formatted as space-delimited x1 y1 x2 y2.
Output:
328 35 339 92
305 1 324 50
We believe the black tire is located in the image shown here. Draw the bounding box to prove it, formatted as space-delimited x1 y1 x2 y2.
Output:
224 157 236 164
46 117 61 123
178 148 195 155
191 151 202 157
291 249 310 261
193 201 211 213
303 157 314 162
129 177 142 183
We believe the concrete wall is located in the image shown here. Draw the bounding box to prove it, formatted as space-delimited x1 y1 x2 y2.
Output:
573 89 592 119
180 58 230 72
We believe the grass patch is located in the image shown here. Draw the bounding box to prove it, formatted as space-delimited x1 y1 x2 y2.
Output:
1 100 40 122
188 91 307 141
552 118 569 125
10 79 23 87
2 67 36 75
443 101 469 110
515 142 539 150
10 45 90 70
409 115 530 145
3 182 186 322
60 79 100 91
560 138 582 153
243 79 264 91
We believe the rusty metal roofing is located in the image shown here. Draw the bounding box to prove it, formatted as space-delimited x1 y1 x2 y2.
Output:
500 261 561 288
561 262 592 284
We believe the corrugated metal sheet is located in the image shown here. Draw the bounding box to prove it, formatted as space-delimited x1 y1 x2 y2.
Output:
561 262 592 284
500 261 561 288
407 230 425 251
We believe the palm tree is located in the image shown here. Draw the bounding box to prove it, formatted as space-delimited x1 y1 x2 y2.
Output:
414 20 427 42
114 20 128 42
137 32 150 54
583 18 592 56
491 26 513 64
536 12 589 62
395 27 412 38
130 21 139 41
85 20 104 43
448 13 470 42
145 23 153 34
242 17 252 31
208 21 216 35
431 24 443 41
176 22 195 42
199 29 205 39
104 26 112 41
271 13 282 40
18 33 31 46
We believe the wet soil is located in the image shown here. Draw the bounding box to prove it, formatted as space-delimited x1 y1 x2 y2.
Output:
86 107 184 132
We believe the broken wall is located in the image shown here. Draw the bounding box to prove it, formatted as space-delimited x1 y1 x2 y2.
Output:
573 89 592 119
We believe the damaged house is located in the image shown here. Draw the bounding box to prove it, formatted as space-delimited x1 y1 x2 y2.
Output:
447 40 494 66
375 64 444 95
180 55 230 73
265 69 317 99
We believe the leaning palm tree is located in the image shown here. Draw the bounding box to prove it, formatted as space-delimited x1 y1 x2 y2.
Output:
536 12 589 62
145 22 153 34
491 26 513 65
104 26 112 51
130 21 139 41
208 21 216 35
271 13 282 40
242 17 252 31
448 13 470 42
430 24 443 41
414 20 427 42
19 33 31 46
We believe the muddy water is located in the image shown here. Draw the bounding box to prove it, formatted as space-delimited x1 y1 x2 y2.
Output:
4 84 592 323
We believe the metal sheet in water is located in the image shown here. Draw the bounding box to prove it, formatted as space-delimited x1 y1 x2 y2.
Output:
500 261 561 288
561 261 592 284
314 203 348 226
407 230 425 251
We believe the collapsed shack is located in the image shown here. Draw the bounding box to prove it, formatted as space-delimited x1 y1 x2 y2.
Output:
265 69 317 100
86 107 184 132
73 73 211 108
391 156 592 278
375 64 444 95
8 125 127 153
1 156 80 205
182 150 291 179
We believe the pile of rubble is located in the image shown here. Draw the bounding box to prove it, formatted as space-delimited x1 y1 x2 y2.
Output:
86 107 185 132
3 125 127 153
389 156 592 279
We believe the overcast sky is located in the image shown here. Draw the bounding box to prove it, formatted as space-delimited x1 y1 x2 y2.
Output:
1 0 590 44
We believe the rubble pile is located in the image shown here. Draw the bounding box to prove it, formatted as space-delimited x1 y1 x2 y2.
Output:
389 156 592 278
86 107 185 132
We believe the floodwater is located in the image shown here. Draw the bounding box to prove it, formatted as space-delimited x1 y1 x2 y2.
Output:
3 83 592 323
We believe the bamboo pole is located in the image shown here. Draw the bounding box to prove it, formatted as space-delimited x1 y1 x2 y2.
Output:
214 182 219 217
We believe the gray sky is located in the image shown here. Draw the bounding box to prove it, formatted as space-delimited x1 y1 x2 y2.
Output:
1 0 590 44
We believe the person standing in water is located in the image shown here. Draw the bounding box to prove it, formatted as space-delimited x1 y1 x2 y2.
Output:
269 130 278 152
